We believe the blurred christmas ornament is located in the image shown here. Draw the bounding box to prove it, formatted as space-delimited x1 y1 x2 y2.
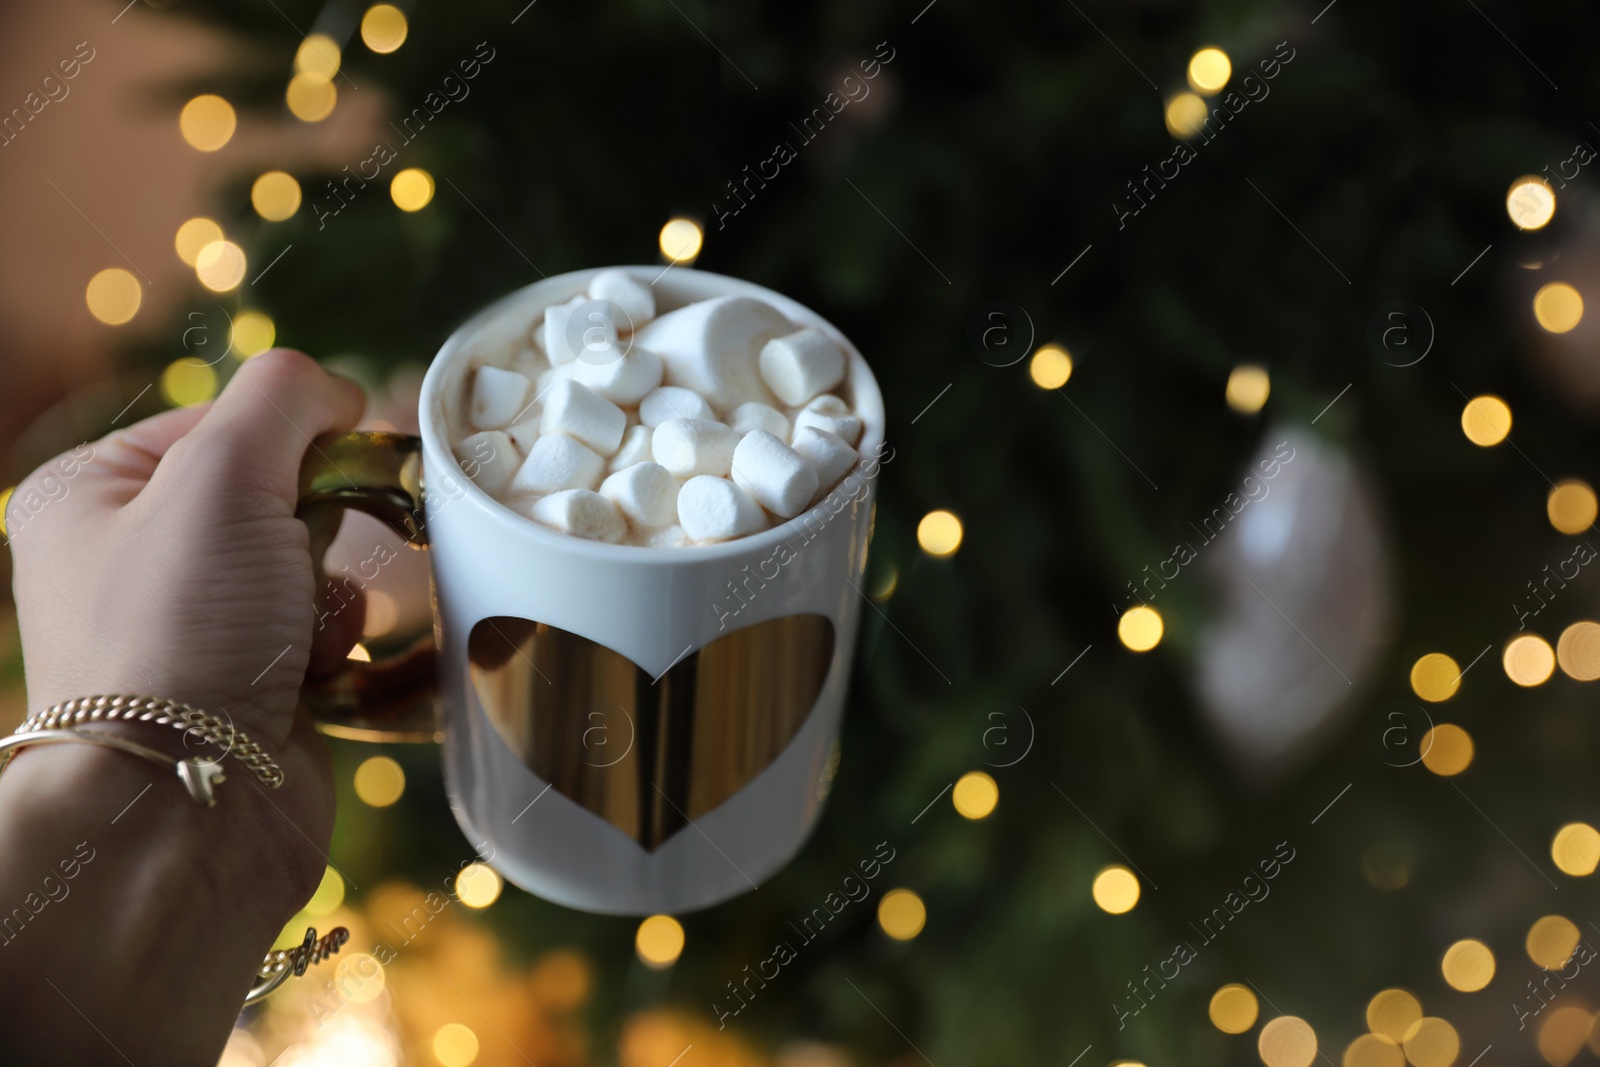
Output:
1195 426 1396 777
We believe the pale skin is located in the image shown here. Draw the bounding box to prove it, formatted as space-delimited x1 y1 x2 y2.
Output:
0 350 371 1065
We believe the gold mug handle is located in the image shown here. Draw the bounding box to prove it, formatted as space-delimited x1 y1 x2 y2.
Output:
296 431 440 743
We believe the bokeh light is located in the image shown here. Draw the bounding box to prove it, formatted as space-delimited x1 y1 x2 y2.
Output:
1401 1018 1458 1067
1507 176 1556 230
1557 621 1600 681
304 866 345 917
196 240 247 292
390 167 435 212
1165 92 1208 138
175 217 223 267
455 862 503 908
659 217 704 263
294 34 341 78
251 171 301 221
287 72 337 122
1552 823 1600 876
1208 983 1258 1034
871 564 899 601
1365 989 1421 1043
85 268 141 325
878 888 927 939
1548 480 1597 534
1343 1034 1404 1067
1526 914 1580 969
1503 634 1555 687
1092 865 1140 914
1538 1005 1592 1067
917 509 963 557
1258 1015 1317 1067
1188 47 1232 94
1441 938 1495 992
179 94 235 151
1535 282 1584 334
1118 605 1164 652
432 1023 479 1067
636 914 685 967
230 311 275 359
1029 344 1072 389
1460 395 1511 447
353 755 406 807
1420 724 1473 777
332 953 386 1004
1226 364 1271 414
952 771 998 819
160 358 217 407
1409 653 1461 702
362 4 409 53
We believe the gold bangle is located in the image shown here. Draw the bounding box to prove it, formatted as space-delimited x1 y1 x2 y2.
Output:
0 729 235 806
14 695 283 789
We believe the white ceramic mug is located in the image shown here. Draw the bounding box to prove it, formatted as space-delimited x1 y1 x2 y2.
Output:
297 267 887 914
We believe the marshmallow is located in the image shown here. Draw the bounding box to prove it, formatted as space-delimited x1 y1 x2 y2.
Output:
792 395 863 447
454 430 520 495
640 386 715 427
804 394 850 416
610 424 654 470
652 419 739 479
571 342 664 405
535 361 576 398
507 417 543 457
731 430 819 519
790 426 859 498
470 366 532 430
599 462 680 527
541 296 594 365
588 269 656 330
540 380 626 456
528 489 626 543
730 402 790 440
511 434 605 493
759 328 846 407
648 525 688 548
635 295 791 409
677 476 767 542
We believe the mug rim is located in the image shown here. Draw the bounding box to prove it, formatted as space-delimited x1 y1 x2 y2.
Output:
418 265 887 563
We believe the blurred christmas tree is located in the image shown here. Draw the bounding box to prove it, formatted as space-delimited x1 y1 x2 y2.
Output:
107 0 1600 1063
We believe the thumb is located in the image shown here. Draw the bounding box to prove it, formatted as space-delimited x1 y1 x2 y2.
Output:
159 350 366 508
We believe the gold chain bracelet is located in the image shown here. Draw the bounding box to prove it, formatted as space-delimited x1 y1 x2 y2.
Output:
14 694 283 789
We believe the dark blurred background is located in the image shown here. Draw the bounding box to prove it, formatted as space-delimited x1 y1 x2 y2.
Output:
5 1 1600 1065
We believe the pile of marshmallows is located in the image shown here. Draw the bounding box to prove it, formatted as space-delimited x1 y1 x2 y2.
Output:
451 269 865 546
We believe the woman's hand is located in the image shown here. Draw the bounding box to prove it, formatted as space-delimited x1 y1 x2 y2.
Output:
1 350 369 1065
10 348 367 748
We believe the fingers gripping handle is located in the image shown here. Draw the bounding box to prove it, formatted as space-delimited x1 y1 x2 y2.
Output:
296 432 440 742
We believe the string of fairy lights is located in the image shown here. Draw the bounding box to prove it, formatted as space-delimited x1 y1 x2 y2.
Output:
75 2 710 421
993 42 1600 1067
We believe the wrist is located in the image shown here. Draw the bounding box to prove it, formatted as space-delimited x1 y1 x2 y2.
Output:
0 730 332 1064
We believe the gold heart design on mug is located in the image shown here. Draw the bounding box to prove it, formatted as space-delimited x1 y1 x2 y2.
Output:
467 614 834 852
